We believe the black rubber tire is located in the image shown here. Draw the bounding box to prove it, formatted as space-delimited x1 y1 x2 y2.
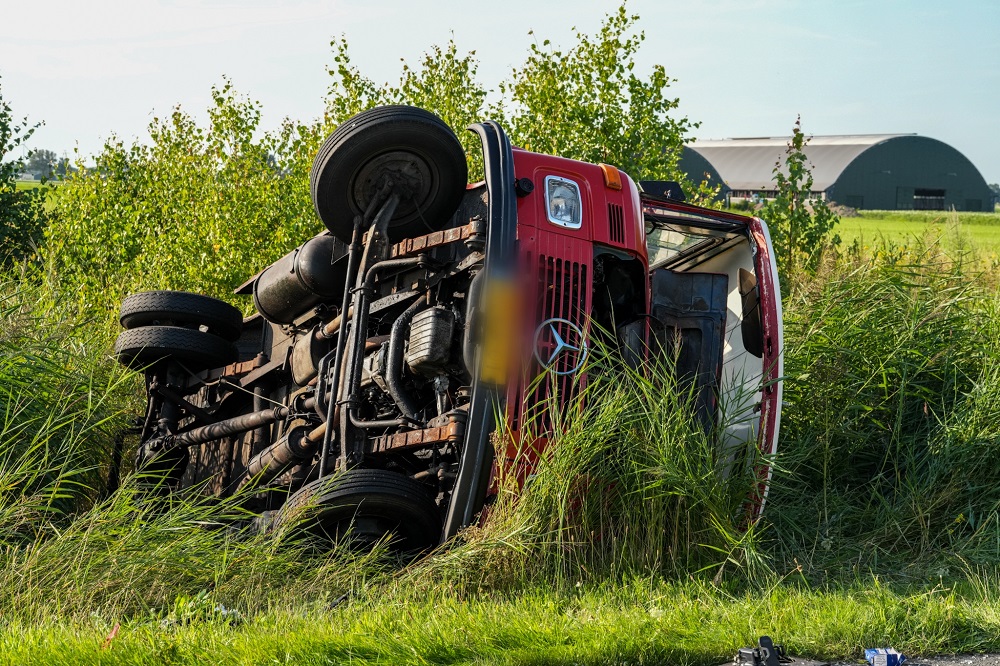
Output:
114 325 238 371
119 290 244 341
310 105 468 242
273 469 442 555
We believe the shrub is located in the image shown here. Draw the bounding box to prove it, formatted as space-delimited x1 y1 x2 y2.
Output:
43 82 323 318
42 4 708 320
497 5 717 201
760 116 840 281
0 80 48 265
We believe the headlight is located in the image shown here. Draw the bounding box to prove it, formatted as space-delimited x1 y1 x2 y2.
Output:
544 176 582 229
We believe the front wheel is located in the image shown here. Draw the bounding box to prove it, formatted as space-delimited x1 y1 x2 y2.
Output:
271 469 442 556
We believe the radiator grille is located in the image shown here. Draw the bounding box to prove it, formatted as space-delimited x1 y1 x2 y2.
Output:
608 202 625 244
516 254 589 434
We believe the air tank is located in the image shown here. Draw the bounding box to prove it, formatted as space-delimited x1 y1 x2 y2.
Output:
252 233 349 325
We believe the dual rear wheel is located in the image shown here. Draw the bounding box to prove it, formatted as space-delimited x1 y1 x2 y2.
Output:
113 290 242 371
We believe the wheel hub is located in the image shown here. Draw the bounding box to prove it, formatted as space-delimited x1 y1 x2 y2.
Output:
351 150 435 223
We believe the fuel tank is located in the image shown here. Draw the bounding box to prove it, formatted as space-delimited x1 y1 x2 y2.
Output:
253 233 349 325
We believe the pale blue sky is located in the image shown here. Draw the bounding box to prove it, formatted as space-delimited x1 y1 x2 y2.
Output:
2 0 997 183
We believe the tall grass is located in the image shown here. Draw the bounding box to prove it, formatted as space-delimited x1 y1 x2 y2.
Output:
772 239 1000 573
0 276 383 624
0 482 390 624
0 277 131 538
0 270 771 622
5 233 1000 639
416 346 771 592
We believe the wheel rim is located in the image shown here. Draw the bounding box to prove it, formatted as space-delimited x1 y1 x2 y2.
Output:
351 149 438 226
320 513 407 550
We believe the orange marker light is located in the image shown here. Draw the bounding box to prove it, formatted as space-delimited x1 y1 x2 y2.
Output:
599 163 623 190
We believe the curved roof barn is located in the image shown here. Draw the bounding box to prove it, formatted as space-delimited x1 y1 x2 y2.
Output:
681 134 993 212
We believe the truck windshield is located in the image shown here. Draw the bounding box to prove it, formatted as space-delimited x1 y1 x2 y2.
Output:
646 224 723 269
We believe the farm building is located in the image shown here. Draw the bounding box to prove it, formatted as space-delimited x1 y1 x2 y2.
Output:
679 134 994 211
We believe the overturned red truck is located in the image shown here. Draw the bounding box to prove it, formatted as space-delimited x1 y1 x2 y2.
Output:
113 106 783 552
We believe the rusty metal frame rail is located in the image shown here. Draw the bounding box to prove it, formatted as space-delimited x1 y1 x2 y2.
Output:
370 420 463 455
390 221 478 258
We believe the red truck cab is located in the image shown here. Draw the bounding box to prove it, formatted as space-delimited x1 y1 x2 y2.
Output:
464 145 782 529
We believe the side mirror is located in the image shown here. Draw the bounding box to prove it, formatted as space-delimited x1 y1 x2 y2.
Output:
639 180 686 202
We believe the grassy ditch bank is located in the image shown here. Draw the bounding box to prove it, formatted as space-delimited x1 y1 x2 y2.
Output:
4 577 1000 665
4 240 1000 663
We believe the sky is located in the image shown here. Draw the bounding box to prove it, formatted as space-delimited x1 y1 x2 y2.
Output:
2 0 998 183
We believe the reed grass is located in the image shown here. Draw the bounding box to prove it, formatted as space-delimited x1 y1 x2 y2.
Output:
4 235 1000 662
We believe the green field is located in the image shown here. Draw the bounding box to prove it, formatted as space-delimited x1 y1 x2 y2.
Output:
5 579 1000 665
836 209 1000 256
13 179 63 214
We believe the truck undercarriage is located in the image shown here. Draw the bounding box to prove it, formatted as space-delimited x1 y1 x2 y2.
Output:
113 106 782 554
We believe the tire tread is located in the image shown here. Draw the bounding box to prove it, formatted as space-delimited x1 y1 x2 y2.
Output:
114 325 238 370
120 290 243 341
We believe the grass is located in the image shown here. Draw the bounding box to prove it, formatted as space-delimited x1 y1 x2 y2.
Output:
5 230 1000 662
837 209 1000 256
772 240 1000 573
5 577 1000 664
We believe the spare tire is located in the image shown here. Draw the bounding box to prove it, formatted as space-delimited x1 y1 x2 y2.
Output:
272 468 441 556
311 105 468 242
120 290 243 341
114 325 238 371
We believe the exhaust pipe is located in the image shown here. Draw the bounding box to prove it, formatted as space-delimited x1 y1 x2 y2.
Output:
237 423 326 491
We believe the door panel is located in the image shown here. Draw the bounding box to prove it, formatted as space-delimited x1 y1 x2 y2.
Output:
649 269 729 431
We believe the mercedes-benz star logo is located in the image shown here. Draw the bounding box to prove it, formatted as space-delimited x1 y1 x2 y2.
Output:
533 318 588 376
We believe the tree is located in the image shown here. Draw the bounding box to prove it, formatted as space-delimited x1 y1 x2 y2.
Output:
325 37 488 178
0 79 47 264
24 148 57 180
323 4 709 198
759 116 839 281
46 5 707 316
45 81 321 314
496 5 713 201
54 156 77 179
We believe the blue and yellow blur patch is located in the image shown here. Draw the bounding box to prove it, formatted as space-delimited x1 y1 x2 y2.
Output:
478 277 520 386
